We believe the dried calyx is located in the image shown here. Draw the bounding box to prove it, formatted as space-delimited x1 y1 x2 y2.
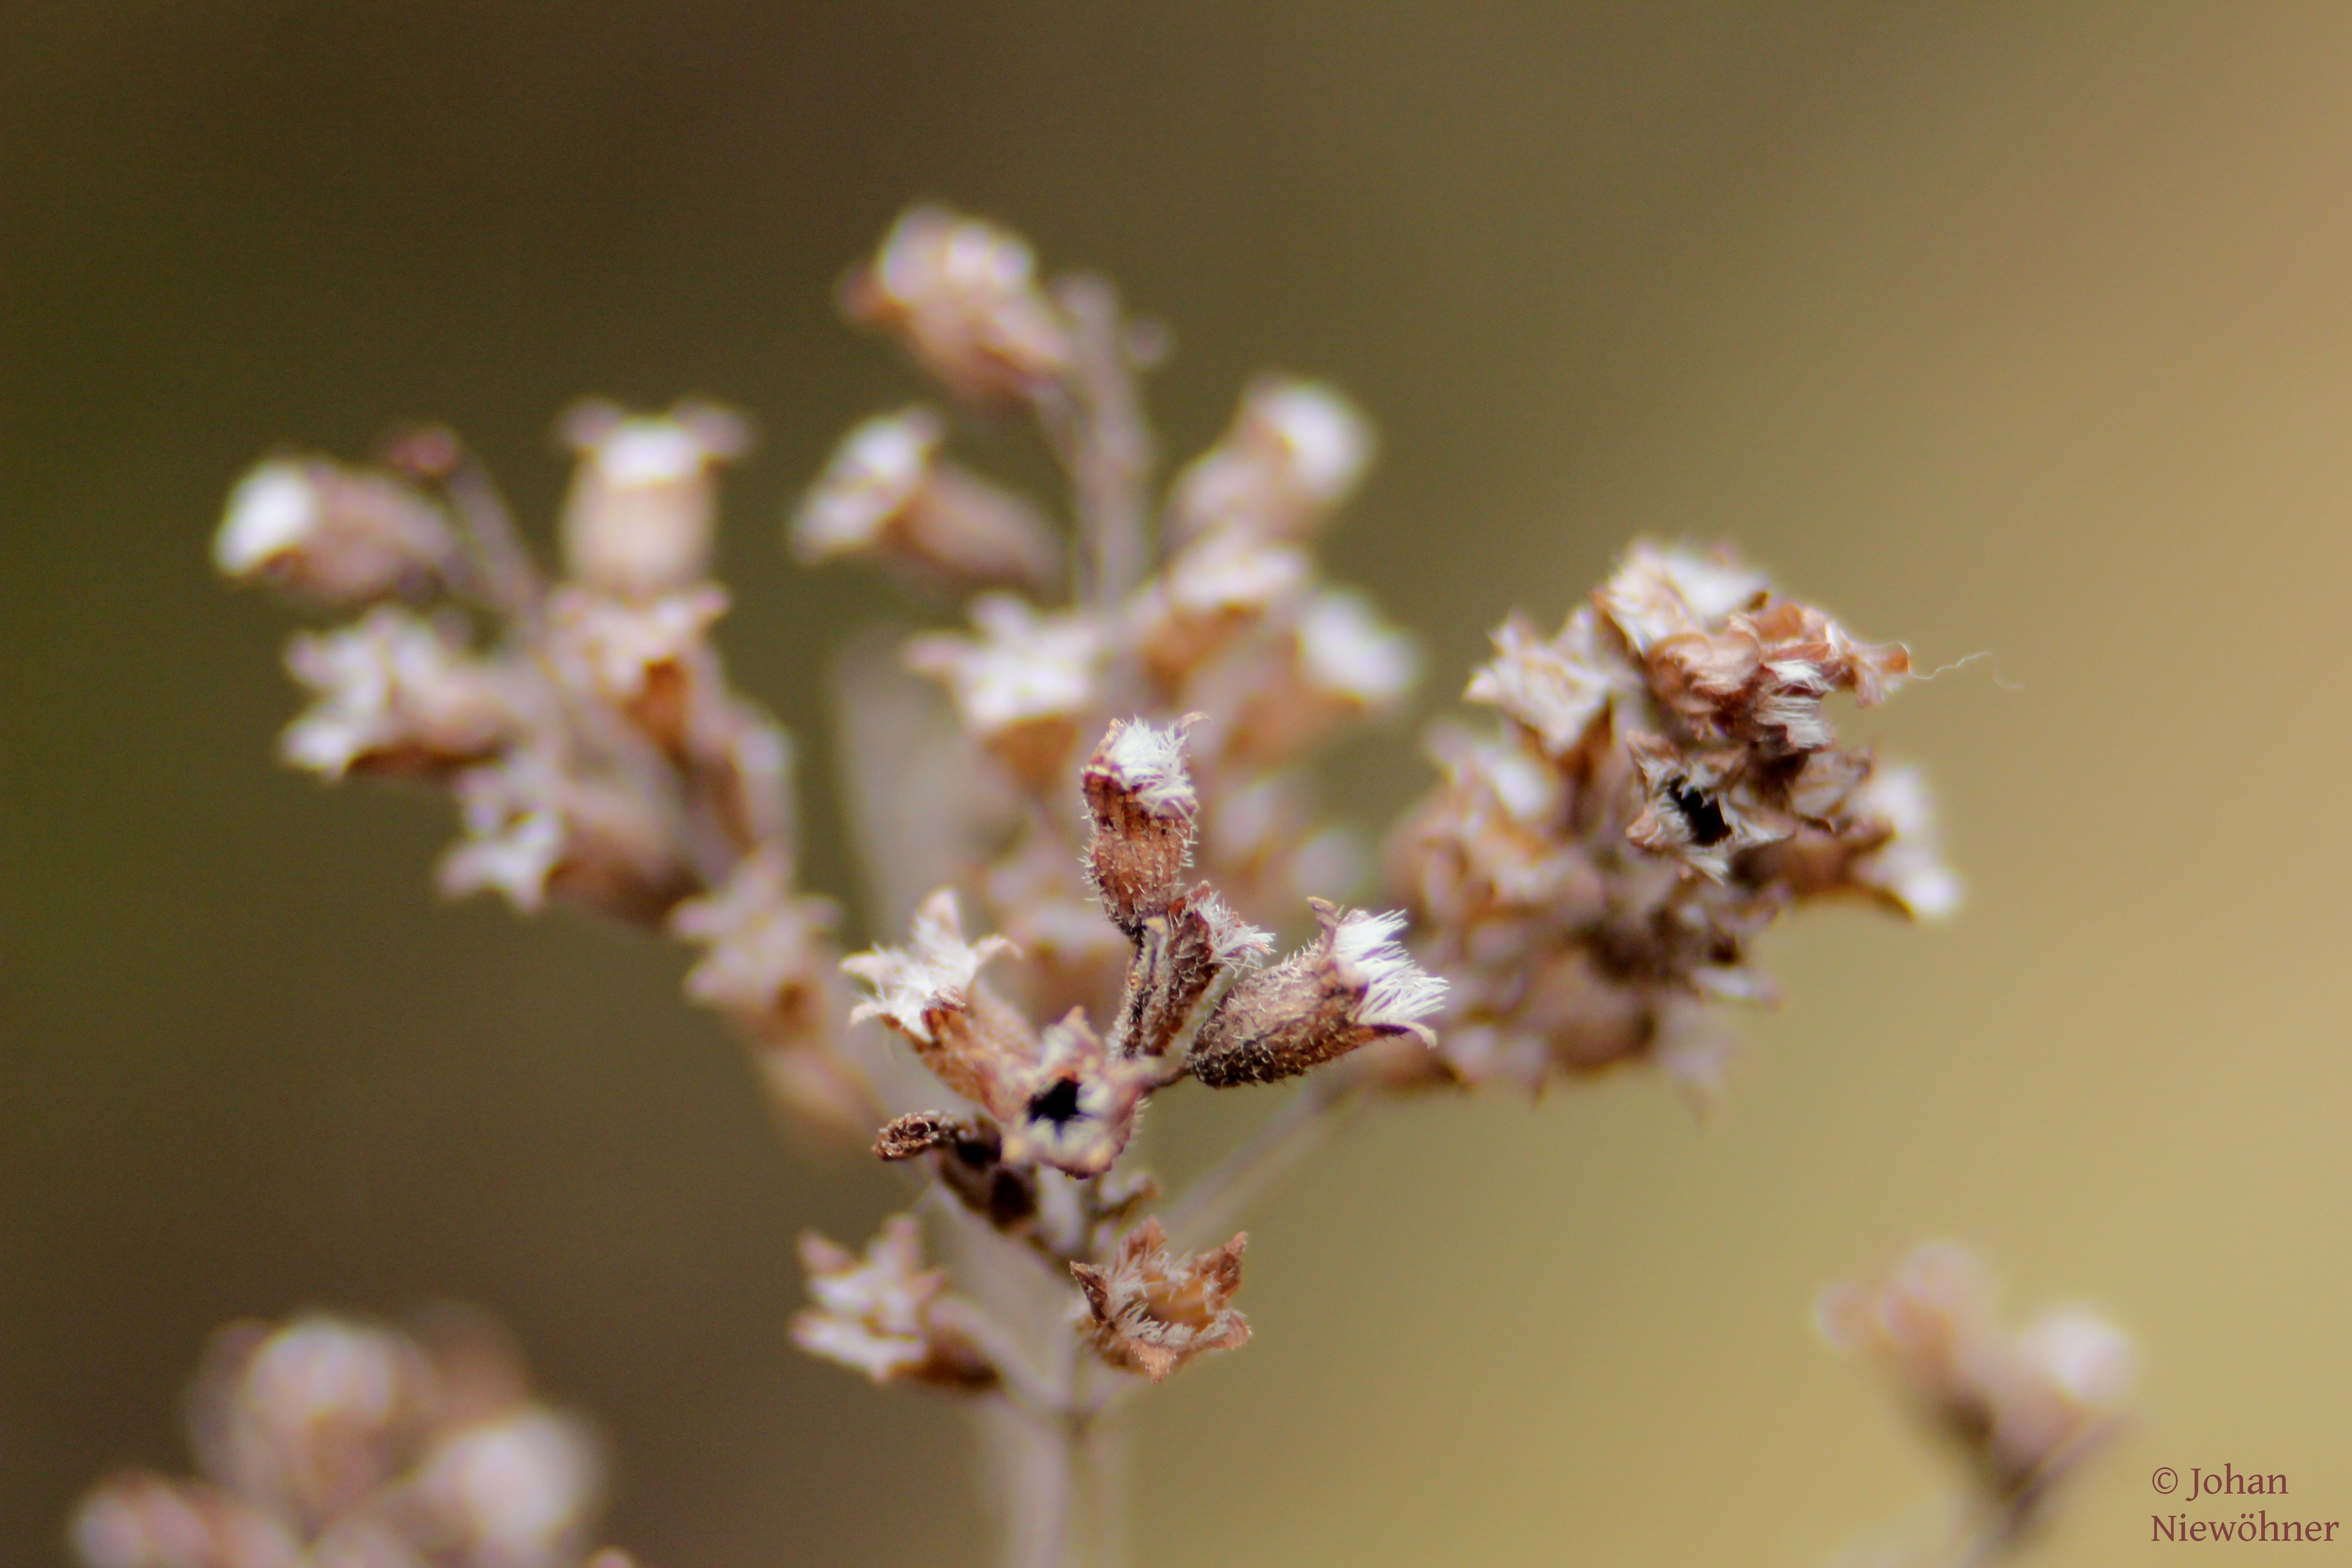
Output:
1393 541 1958 1097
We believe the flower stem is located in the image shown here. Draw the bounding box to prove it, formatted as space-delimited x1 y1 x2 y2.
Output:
1162 1054 1380 1252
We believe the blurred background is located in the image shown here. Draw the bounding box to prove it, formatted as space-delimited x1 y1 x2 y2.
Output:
8 3 2352 1563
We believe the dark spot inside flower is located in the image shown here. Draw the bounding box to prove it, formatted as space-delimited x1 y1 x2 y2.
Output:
1028 1077 1084 1127
1669 781 1731 847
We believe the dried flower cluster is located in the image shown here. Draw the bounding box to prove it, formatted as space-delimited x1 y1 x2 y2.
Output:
1820 1243 2136 1560
72 1311 622 1568
1391 542 1958 1097
830 711 1440 1388
168 200 2126 1568
215 401 863 1137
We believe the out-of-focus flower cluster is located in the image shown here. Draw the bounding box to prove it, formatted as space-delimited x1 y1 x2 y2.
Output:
71 1311 626 1568
215 407 864 1138
1820 1243 2135 1548
1392 542 1959 1098
802 209 1412 975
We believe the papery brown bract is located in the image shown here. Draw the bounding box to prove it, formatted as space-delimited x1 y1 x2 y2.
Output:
1392 540 1956 1097
1069 1220 1250 1384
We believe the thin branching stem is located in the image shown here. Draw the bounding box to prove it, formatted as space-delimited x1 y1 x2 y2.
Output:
1162 1053 1382 1251
1038 274 1154 617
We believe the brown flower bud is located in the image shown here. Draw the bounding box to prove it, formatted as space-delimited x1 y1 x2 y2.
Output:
1081 716 1201 934
1164 377 1375 549
557 400 750 598
1187 901 1445 1087
1070 1220 1250 1384
791 407 1061 595
841 207 1072 407
1106 886 1271 1060
215 458 457 608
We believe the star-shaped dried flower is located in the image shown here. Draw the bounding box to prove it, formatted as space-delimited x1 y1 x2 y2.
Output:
996 1011 1164 1177
841 206 1072 407
842 888 1034 1111
1070 1220 1251 1384
280 608 522 781
791 1215 996 1390
906 594 1102 789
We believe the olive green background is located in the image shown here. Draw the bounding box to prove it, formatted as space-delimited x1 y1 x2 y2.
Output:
8 4 2351 1563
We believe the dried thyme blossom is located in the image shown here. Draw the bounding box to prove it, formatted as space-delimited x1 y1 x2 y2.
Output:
805 210 1411 954
1071 1220 1250 1384
214 406 861 1137
1820 1244 2135 1530
70 1312 627 1568
201 200 2001 1557
791 1215 999 1390
1391 542 1959 1096
813 718 1442 1383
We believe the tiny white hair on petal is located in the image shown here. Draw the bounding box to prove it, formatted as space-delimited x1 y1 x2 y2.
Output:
842 888 1016 1044
215 462 320 575
1193 890 1274 965
1329 907 1447 1030
1092 716 1197 816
